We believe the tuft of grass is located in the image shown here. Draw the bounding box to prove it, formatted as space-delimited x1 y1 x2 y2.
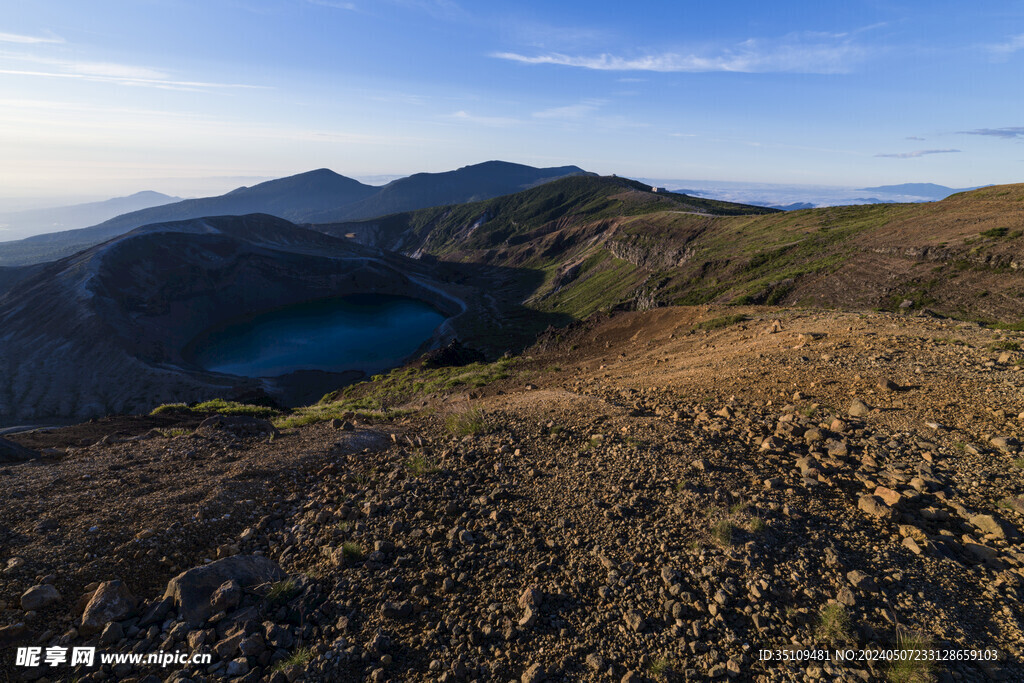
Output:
151 402 188 415
191 398 278 417
988 340 1021 351
729 501 749 515
151 399 277 418
816 603 852 645
341 541 364 561
1013 457 1024 469
711 519 734 546
276 358 517 429
749 516 767 533
885 631 935 683
266 578 300 604
980 227 1010 238
272 647 312 673
160 428 191 438
406 453 439 476
445 407 487 436
696 314 748 331
647 657 672 679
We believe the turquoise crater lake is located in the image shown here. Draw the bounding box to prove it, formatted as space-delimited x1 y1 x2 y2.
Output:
188 294 447 378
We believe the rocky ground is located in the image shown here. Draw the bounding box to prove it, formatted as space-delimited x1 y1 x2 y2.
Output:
1 306 1023 682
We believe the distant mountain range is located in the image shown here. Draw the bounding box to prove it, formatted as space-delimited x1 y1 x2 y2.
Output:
0 191 179 242
0 161 589 267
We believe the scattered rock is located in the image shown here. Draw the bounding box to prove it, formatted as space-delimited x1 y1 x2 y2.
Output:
848 399 872 417
20 584 61 612
163 555 285 627
80 580 136 635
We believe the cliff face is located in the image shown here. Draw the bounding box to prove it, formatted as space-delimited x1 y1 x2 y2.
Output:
0 214 471 425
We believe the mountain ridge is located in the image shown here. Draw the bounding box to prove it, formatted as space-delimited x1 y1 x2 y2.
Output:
0 190 180 243
0 162 589 267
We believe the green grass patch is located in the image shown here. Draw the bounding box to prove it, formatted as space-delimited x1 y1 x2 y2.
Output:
885 631 935 683
151 399 277 418
816 603 853 645
748 517 767 533
445 407 487 436
406 453 439 476
150 402 188 415
711 519 734 546
191 398 278 417
266 578 300 604
272 647 312 673
276 358 517 429
980 227 1010 238
647 657 672 679
341 541 364 561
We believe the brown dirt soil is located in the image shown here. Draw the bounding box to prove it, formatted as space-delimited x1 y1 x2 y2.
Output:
1 306 1022 682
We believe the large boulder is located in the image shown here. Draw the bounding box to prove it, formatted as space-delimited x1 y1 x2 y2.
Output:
163 555 285 627
0 437 39 463
80 580 137 635
20 584 61 611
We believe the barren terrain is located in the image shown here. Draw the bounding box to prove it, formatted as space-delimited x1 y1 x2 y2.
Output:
2 306 1022 682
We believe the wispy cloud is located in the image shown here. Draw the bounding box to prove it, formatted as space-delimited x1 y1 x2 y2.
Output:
0 31 63 45
304 0 357 9
447 110 521 127
0 52 265 91
960 127 1024 139
987 33 1024 58
905 136 925 141
494 32 869 74
875 149 961 159
532 99 604 120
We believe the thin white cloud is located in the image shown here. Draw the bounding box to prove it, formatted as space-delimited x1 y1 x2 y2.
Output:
875 149 961 159
0 68 266 91
447 110 521 127
305 0 358 9
905 136 925 141
532 99 605 120
0 52 266 91
988 33 1024 57
494 33 869 75
0 31 63 45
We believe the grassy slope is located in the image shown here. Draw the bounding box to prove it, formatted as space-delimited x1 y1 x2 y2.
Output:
317 180 1024 325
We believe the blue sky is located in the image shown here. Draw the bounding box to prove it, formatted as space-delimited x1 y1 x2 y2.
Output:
1 0 1022 199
